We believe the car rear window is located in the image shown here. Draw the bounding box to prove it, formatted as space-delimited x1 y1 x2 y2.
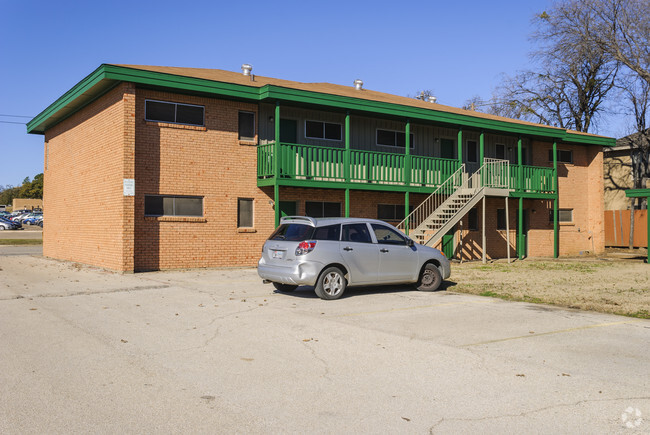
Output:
312 224 340 241
269 224 314 241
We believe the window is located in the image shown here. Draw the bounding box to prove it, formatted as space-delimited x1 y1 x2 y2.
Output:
467 140 478 162
377 204 414 221
440 138 455 159
312 224 341 241
549 209 573 223
495 144 505 160
342 223 372 243
468 208 478 231
145 100 204 126
497 209 507 230
371 224 407 245
238 111 255 141
549 149 573 164
237 198 253 227
305 201 341 218
305 120 342 141
376 129 414 148
144 195 203 217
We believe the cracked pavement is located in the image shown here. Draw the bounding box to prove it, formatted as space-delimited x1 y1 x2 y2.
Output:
0 247 649 433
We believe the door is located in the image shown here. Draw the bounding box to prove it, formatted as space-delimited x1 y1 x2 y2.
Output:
280 119 297 144
371 223 418 282
442 229 455 259
340 223 379 284
279 201 297 218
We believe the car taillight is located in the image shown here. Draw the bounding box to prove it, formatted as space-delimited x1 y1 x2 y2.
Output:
295 240 317 256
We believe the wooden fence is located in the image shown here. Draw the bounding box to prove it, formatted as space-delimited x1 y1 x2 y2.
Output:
604 209 648 247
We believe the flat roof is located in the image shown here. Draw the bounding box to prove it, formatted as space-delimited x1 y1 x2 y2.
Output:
27 64 616 147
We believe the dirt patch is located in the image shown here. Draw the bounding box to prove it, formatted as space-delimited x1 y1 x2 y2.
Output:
450 255 650 319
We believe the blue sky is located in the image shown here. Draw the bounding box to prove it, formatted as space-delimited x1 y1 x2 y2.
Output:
0 0 627 187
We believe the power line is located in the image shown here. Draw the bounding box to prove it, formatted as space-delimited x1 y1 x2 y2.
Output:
0 114 33 118
0 120 27 125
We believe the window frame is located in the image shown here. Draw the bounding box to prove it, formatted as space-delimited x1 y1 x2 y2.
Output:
376 128 415 149
237 198 254 228
549 208 573 223
144 99 205 127
304 120 343 141
549 149 573 164
377 204 414 221
238 111 256 142
144 195 204 217
466 140 478 163
371 223 407 246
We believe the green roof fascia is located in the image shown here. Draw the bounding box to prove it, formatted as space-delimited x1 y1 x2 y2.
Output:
27 64 264 134
261 85 616 147
28 64 616 148
625 188 650 198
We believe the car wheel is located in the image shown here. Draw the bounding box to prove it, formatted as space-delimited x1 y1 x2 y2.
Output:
272 282 298 292
416 263 442 292
315 267 346 300
0 226 4 231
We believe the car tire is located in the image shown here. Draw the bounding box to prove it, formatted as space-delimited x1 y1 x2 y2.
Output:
272 282 298 292
314 266 347 300
0 226 4 231
416 263 442 292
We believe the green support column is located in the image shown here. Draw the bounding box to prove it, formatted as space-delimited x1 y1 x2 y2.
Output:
344 111 351 217
274 102 281 227
457 128 463 166
517 137 523 259
553 141 559 258
624 189 650 263
479 131 485 167
405 120 411 234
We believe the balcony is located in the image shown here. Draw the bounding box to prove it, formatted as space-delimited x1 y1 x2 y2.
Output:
257 142 556 196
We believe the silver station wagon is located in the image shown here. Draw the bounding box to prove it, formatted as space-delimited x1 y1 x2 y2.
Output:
258 216 451 300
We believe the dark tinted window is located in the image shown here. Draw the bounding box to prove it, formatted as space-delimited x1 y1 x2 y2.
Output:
377 129 414 148
312 224 340 241
342 223 372 243
238 111 255 141
305 121 322 138
176 104 204 125
145 195 203 217
269 224 314 241
324 122 342 140
377 204 413 221
371 224 406 245
237 198 253 227
145 101 175 123
305 201 340 218
145 100 204 126
549 149 573 163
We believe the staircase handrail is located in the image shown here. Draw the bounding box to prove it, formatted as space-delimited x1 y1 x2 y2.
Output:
396 164 465 232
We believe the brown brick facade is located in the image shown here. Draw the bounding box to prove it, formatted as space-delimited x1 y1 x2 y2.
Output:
42 83 606 272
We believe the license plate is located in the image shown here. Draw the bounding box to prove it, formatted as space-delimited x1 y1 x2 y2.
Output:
271 250 284 259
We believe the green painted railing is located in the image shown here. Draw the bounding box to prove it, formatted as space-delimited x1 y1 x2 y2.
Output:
259 143 556 194
510 164 556 193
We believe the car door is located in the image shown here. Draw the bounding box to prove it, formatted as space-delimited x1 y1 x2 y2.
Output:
340 223 379 284
371 223 418 283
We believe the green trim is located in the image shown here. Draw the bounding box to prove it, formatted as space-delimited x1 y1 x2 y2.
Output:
274 103 281 227
479 131 485 167
457 128 463 165
625 189 650 198
27 64 617 147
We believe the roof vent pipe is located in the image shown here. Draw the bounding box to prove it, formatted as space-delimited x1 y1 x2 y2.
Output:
241 64 252 76
353 79 363 90
428 95 437 104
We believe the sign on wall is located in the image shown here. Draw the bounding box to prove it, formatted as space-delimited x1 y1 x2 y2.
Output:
123 179 135 197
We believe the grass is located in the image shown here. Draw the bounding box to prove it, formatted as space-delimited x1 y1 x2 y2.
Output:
0 239 43 246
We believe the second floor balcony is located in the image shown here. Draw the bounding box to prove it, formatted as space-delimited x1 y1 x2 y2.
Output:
257 142 556 197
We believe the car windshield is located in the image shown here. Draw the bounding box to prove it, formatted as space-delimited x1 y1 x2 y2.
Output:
269 224 314 241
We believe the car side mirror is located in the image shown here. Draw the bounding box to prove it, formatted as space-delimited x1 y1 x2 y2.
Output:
406 238 414 247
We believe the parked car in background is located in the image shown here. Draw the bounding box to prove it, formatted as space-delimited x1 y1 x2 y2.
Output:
22 214 43 225
258 216 451 300
0 217 21 230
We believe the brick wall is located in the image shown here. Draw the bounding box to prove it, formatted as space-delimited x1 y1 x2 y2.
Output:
43 83 133 270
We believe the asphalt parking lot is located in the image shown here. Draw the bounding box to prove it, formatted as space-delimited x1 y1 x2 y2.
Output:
0 248 648 433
